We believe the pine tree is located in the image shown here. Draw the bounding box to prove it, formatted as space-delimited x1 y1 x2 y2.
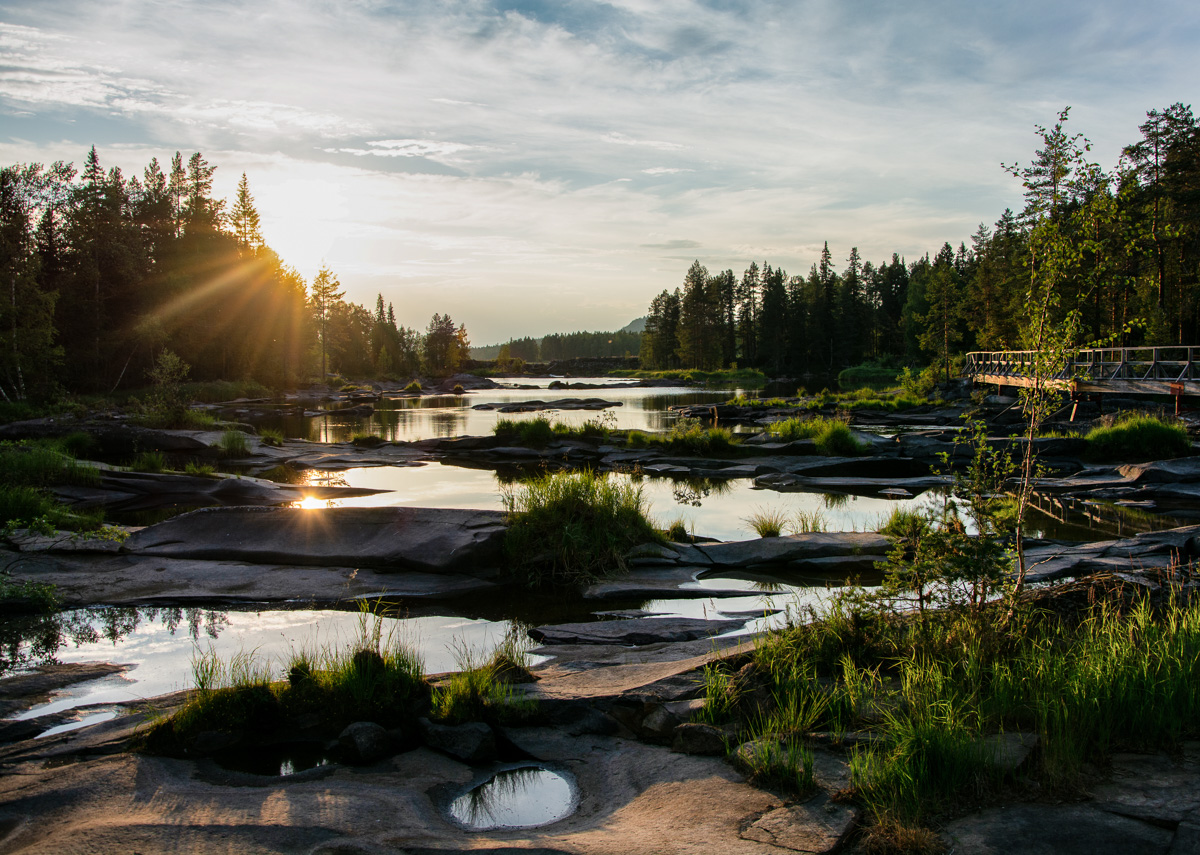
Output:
309 264 344 381
229 173 263 249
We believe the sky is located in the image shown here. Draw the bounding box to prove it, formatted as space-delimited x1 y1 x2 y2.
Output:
1 1 1198 344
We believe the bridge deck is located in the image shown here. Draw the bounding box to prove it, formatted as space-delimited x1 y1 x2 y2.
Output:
964 347 1200 397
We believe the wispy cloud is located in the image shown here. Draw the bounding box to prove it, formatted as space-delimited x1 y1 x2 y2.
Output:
1 0 1197 340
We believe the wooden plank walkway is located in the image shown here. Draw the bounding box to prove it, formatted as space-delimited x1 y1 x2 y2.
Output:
964 346 1200 399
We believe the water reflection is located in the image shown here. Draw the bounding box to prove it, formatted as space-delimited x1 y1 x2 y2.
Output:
671 476 734 508
448 764 577 830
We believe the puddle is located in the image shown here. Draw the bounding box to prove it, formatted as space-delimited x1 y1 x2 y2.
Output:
36 710 118 739
447 764 578 830
213 742 332 777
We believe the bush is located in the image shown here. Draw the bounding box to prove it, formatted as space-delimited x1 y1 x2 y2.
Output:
501 470 660 586
1084 413 1191 461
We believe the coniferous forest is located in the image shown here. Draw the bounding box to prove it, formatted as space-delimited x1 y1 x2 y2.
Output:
0 149 470 402
639 105 1200 379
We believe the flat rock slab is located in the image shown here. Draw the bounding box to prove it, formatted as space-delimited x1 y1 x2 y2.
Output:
0 549 496 606
530 616 748 646
122 506 508 573
942 803 1173 854
0 663 128 719
740 796 857 853
695 532 893 567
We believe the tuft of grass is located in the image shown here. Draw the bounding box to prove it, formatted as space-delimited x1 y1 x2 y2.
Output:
452 384 465 394
215 429 249 458
494 416 556 447
745 507 789 537
877 507 930 538
404 380 422 393
766 416 868 456
142 611 428 756
1084 413 1191 461
736 736 816 795
431 639 538 726
130 450 166 473
350 432 384 448
0 440 103 534
664 517 691 543
501 469 660 586
791 509 828 533
627 417 737 456
258 428 285 447
184 462 216 478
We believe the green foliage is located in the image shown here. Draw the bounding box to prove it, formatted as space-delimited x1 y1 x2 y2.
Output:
766 416 868 456
215 429 249 458
792 509 828 533
350 433 384 447
838 364 901 389
744 507 788 537
404 380 422 393
1084 413 1191 461
664 517 691 543
0 440 102 533
258 428 284 447
626 417 737 456
184 462 216 478
130 450 166 473
431 641 538 726
494 416 556 447
898 366 935 400
143 612 428 755
501 470 660 586
618 368 767 386
877 507 930 538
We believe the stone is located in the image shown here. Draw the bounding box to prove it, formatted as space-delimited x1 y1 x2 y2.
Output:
122 506 508 574
942 804 1173 854
672 723 729 756
337 721 392 765
529 616 747 646
418 719 496 763
739 796 857 853
695 532 893 567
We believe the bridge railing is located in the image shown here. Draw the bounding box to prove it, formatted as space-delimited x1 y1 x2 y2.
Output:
965 347 1200 385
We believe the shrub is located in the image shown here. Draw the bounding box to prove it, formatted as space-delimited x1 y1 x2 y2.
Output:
1084 413 1190 461
501 470 660 586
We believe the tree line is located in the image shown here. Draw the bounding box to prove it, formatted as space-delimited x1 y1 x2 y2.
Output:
0 148 470 401
472 329 642 364
640 104 1200 378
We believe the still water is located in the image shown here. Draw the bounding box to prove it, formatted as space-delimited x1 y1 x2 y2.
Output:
268 378 742 443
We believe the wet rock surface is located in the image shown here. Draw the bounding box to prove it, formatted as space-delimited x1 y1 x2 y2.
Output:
122 506 509 573
529 616 748 646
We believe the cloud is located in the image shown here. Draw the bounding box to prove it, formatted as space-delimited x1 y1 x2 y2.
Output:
601 132 684 151
641 167 693 175
640 239 700 249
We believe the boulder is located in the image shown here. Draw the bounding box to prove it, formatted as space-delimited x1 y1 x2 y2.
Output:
338 721 392 764
418 719 495 763
122 506 508 574
942 803 1173 854
739 796 857 853
672 723 729 756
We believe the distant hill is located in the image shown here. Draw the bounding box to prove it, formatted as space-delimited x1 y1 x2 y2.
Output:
618 316 647 334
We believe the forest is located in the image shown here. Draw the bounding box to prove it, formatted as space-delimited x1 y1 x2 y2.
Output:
639 105 1200 380
0 149 470 401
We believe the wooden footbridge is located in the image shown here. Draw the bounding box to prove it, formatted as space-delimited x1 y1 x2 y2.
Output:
964 347 1200 412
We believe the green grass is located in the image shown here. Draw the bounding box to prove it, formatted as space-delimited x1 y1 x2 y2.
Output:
626 418 738 456
792 509 828 533
766 416 869 455
404 380 422 393
431 639 538 726
745 507 788 537
350 432 384 447
702 590 1200 837
877 507 930 538
0 440 103 534
130 450 166 473
664 517 692 543
501 470 661 586
493 415 616 447
215 429 250 458
1084 413 1191 461
141 612 428 756
184 462 217 478
616 367 767 386
258 428 285 447
838 364 901 390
